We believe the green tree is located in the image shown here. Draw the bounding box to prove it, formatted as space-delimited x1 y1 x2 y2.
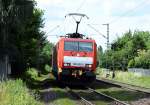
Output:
18 8 46 69
39 41 54 71
101 30 150 70
128 50 150 69
97 45 103 67
0 0 34 76
0 0 49 76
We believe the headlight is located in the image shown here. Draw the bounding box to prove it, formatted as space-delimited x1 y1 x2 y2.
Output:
88 64 92 68
85 64 92 68
64 63 71 66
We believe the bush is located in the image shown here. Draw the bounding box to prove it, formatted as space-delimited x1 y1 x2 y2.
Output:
43 64 51 74
128 59 135 68
25 68 38 80
128 50 150 69
0 79 43 105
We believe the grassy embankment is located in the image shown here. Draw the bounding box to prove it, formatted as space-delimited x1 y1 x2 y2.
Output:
24 67 54 87
25 68 77 105
0 68 76 105
0 79 43 105
97 68 150 88
96 68 150 102
42 87 77 105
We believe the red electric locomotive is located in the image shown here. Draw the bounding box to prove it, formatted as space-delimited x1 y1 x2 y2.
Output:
51 13 98 83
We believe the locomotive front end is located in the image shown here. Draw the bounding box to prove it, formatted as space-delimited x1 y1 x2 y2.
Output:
59 38 97 82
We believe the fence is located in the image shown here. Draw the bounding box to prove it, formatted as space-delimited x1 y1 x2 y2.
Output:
128 68 150 76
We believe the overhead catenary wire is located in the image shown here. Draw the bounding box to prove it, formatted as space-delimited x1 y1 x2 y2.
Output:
45 0 91 41
46 18 67 38
109 0 150 24
46 25 60 38
46 25 60 34
76 0 87 12
86 0 150 44
46 0 88 38
89 0 150 26
87 24 107 39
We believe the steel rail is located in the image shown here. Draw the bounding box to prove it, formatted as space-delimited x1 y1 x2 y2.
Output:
66 87 94 105
96 79 150 94
88 88 129 105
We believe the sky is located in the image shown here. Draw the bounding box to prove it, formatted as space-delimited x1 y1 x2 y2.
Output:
35 0 150 50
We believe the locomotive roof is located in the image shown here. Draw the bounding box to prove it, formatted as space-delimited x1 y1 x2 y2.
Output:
60 38 96 42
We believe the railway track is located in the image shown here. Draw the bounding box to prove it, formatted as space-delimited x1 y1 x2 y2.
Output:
66 87 94 105
96 78 150 94
88 88 129 105
38 78 150 105
66 87 129 105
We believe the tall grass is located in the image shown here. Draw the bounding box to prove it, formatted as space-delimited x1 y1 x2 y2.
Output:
0 79 43 105
98 68 150 88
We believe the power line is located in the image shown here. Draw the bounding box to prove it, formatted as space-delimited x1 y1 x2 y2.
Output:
76 0 87 12
46 25 60 34
46 17 66 36
87 24 107 39
109 0 150 24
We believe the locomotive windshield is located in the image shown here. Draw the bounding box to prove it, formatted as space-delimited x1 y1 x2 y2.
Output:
64 41 78 51
64 41 93 52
